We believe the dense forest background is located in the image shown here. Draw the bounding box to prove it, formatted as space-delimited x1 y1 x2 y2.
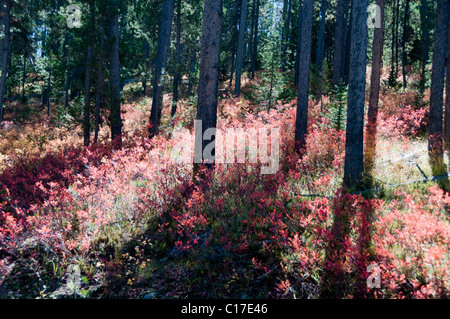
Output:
0 0 449 299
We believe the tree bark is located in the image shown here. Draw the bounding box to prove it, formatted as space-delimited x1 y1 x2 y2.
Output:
343 0 353 85
64 31 70 108
281 0 292 73
194 0 223 172
364 0 385 178
394 0 399 76
21 49 26 99
343 0 369 189
332 0 347 87
390 0 396 71
294 0 313 153
84 0 95 147
94 25 106 144
445 8 450 150
234 0 248 97
149 0 175 138
250 0 259 79
109 0 122 147
187 54 196 97
401 0 410 89
294 0 303 87
142 37 150 96
248 0 256 67
419 0 429 92
315 0 327 98
0 0 12 122
428 0 449 180
172 0 182 118
45 72 51 116
229 1 239 87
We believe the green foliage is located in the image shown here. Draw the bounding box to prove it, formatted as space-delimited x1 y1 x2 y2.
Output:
383 68 402 91
325 83 348 132
278 70 297 103
56 96 84 129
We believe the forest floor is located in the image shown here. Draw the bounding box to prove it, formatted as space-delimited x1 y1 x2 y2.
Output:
0 77 449 299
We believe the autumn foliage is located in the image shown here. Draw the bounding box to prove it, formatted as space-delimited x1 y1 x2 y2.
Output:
0 92 449 299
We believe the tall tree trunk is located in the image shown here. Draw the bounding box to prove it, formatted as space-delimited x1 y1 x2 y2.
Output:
294 0 313 153
234 0 248 97
194 0 223 174
109 0 122 147
343 0 353 85
172 0 182 118
281 0 292 73
65 67 70 107
0 0 11 122
187 54 196 97
428 0 449 184
391 0 396 72
94 25 106 144
419 0 429 93
332 0 347 87
445 10 450 150
343 0 369 189
149 0 175 138
395 0 400 76
142 37 150 95
84 0 95 147
84 46 93 146
365 0 385 179
294 0 303 87
401 0 410 90
64 31 70 108
250 0 259 79
315 0 327 98
45 72 51 117
229 2 239 87
248 0 256 66
21 50 26 99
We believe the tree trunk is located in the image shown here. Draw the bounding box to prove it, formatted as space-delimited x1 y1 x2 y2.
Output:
94 25 106 144
294 0 303 87
445 9 450 150
248 0 256 67
229 2 239 87
142 37 150 96
391 0 396 72
428 0 449 182
401 0 410 90
194 0 223 173
250 0 259 79
343 0 353 85
0 0 12 122
84 0 95 147
395 0 399 76
343 0 369 189
109 0 122 148
21 50 26 99
45 72 51 117
281 0 292 73
332 0 347 87
172 0 182 118
234 0 248 97
294 0 313 153
187 54 196 97
364 0 385 179
419 0 429 93
315 0 327 98
281 0 288 68
64 31 70 108
149 0 175 138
